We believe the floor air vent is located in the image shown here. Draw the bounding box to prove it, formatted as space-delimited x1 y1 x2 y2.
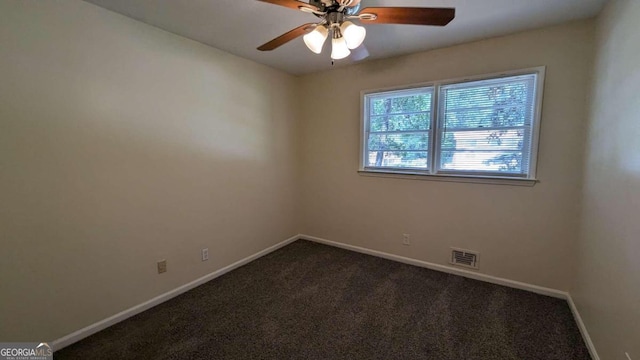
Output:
450 248 479 269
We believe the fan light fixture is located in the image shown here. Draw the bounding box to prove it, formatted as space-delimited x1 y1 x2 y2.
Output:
257 0 456 63
330 36 351 60
340 21 366 49
303 26 329 54
303 21 366 60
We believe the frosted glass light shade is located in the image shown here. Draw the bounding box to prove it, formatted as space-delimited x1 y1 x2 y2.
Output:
331 37 351 60
340 21 366 49
303 26 328 54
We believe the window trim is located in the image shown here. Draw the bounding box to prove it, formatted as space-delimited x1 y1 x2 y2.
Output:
359 66 546 185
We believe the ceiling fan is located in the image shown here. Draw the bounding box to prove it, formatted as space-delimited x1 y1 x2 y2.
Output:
256 0 455 61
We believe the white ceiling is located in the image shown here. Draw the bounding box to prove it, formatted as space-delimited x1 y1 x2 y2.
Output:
83 0 606 75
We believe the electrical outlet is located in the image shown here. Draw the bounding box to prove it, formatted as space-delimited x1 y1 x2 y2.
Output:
202 248 209 261
402 234 411 246
157 260 167 274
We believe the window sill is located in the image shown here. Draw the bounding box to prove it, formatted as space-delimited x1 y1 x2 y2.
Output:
358 169 538 187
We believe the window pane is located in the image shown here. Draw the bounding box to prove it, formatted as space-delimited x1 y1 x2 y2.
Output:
440 151 523 173
443 106 526 129
441 129 525 151
365 87 433 170
367 151 428 169
439 74 536 175
370 93 431 116
370 113 430 132
444 82 528 110
368 133 429 151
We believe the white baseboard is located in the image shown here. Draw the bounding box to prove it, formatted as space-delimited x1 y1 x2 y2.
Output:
566 294 600 360
300 234 566 298
51 234 300 351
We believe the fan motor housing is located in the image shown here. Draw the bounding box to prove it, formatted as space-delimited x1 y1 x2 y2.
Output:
309 0 360 15
310 0 332 7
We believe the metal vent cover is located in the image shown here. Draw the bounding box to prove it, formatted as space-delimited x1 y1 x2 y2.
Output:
450 248 479 269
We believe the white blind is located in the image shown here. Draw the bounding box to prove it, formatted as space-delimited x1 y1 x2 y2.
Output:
365 87 433 170
438 74 537 176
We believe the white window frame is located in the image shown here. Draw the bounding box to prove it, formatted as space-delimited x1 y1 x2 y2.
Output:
359 67 545 186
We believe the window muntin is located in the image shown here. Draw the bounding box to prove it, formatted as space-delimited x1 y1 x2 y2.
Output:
361 69 543 181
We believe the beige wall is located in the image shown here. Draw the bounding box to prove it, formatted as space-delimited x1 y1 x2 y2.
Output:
0 1 298 341
298 20 595 291
4 0 633 355
573 0 640 358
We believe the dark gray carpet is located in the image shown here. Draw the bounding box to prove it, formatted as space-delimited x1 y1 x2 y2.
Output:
55 240 591 360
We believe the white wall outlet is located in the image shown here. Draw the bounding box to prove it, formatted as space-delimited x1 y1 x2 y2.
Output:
202 248 209 261
402 234 411 246
157 260 167 274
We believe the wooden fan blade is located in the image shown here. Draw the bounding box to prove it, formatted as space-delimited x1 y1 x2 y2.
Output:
256 0 319 12
257 23 316 51
358 7 455 26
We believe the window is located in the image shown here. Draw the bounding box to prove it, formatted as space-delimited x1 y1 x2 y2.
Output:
361 68 544 183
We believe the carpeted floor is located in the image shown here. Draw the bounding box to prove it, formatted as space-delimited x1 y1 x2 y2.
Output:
55 240 591 360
